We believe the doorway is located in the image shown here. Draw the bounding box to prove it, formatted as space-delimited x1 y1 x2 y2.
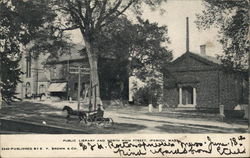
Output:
182 86 193 105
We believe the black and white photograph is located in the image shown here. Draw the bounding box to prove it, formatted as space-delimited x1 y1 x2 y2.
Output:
0 0 249 157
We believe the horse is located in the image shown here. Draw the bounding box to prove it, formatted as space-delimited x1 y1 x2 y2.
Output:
62 106 87 123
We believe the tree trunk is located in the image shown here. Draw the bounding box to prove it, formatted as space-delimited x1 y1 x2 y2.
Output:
82 36 102 111
248 12 250 131
0 74 2 109
0 56 2 109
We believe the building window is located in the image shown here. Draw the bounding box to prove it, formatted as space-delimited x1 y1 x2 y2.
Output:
26 56 31 78
25 82 31 98
39 84 45 94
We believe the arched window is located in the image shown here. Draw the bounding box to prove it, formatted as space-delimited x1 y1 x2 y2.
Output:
26 56 31 78
25 82 31 97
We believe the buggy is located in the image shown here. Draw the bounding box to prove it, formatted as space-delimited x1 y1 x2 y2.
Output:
62 105 114 127
84 109 114 127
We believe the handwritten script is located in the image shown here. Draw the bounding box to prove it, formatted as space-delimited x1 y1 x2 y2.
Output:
78 136 247 156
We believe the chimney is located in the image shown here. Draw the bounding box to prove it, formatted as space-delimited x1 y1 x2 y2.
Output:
200 45 206 55
186 17 189 53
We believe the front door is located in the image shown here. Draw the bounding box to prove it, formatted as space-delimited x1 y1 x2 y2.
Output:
182 86 193 105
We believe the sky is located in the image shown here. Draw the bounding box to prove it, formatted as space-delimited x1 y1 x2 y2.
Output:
70 0 223 59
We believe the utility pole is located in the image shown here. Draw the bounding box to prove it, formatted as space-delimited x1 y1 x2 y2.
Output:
36 68 38 95
69 65 90 112
89 79 92 110
32 68 43 95
0 55 2 109
67 59 70 100
77 66 81 112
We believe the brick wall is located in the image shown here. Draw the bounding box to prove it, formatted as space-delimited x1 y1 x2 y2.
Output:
219 71 247 110
164 53 247 110
163 88 178 107
164 70 219 109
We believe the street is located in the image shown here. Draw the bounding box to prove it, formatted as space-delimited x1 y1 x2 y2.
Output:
0 100 248 134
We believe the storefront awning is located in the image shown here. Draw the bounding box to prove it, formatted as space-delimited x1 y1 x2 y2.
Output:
47 82 67 92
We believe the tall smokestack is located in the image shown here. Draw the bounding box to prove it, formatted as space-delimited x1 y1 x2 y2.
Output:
186 17 189 53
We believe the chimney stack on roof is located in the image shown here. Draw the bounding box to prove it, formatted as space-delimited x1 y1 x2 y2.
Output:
200 45 206 55
186 17 189 53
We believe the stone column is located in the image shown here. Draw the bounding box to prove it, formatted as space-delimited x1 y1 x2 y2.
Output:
148 104 153 113
159 104 163 112
193 87 197 105
219 104 225 121
179 87 182 106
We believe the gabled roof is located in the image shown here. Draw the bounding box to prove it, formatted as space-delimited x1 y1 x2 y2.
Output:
170 51 222 67
46 44 116 65
46 44 87 64
191 52 222 65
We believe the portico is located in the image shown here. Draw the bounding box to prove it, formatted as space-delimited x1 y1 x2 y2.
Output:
178 84 197 108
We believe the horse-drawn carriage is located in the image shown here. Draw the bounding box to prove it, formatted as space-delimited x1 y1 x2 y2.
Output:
62 106 114 127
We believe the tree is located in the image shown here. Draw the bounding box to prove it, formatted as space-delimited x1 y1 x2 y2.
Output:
0 0 69 107
196 0 249 130
0 0 33 107
95 16 172 104
128 17 172 106
195 0 249 70
0 43 23 105
50 0 167 110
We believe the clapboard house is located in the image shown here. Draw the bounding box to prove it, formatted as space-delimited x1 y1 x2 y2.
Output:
46 49 90 100
163 18 248 111
46 45 128 100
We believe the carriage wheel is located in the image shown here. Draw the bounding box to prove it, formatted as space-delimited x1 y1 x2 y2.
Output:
94 118 105 127
86 118 94 126
104 118 114 127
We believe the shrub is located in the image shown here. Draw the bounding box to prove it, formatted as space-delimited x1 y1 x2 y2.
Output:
133 84 162 106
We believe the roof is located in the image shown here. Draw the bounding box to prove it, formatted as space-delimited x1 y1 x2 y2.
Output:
190 52 222 65
170 51 222 67
46 44 116 65
46 44 87 64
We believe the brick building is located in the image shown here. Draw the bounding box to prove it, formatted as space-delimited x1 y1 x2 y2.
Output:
163 48 248 110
